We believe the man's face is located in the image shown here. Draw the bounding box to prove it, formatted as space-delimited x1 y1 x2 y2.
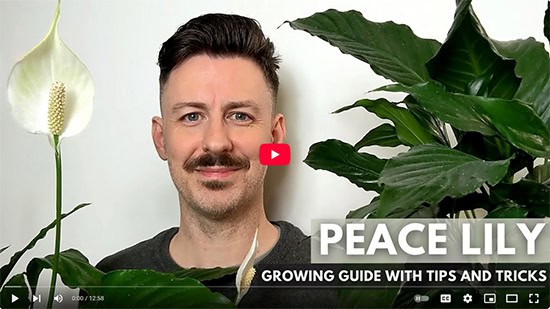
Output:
152 54 285 220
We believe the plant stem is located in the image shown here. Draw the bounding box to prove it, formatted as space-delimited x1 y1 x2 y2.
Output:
47 135 62 309
542 158 549 183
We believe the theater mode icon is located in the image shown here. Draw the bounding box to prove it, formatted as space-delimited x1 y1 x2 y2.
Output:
259 144 290 166
505 294 518 304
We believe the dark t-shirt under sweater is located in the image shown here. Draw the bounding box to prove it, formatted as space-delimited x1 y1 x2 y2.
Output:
96 221 337 308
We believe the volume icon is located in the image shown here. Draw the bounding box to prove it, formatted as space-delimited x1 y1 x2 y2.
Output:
53 294 63 303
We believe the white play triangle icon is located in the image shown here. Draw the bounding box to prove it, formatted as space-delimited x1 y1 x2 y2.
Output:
11 294 18 303
271 150 279 159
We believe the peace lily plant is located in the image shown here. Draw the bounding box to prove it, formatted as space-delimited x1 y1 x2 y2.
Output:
0 1 254 308
6 0 93 307
288 0 550 307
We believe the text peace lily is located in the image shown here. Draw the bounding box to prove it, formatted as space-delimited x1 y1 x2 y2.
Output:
320 222 546 256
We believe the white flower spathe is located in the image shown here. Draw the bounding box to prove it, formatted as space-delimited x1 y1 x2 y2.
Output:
7 0 94 141
235 227 259 305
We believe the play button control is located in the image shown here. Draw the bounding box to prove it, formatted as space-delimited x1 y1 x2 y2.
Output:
259 144 290 166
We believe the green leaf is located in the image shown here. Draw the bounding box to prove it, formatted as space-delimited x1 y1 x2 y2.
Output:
304 139 386 193
406 205 437 218
427 0 520 98
404 95 449 145
346 198 380 219
0 203 91 287
23 250 234 308
377 144 510 217
82 270 235 308
0 273 30 308
485 202 529 218
380 82 494 135
346 197 431 219
26 249 104 297
481 96 550 158
354 123 401 149
381 82 550 158
491 180 550 218
544 0 550 45
455 132 511 161
0 246 9 255
335 98 436 146
492 38 550 127
286 9 440 86
454 132 533 180
172 267 238 282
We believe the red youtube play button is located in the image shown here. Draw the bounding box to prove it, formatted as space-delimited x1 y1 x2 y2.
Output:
259 143 290 166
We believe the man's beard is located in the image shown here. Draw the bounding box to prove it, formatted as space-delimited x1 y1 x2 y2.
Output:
201 180 230 191
185 189 247 221
182 178 257 221
171 152 262 221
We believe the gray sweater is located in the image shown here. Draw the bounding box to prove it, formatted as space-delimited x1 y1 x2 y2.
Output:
97 221 337 308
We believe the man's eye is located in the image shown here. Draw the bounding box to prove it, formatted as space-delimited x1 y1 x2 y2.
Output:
230 112 251 122
182 113 201 122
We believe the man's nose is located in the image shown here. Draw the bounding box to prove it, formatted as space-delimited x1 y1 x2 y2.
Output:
201 118 233 153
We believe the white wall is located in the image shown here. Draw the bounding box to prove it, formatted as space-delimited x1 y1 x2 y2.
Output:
1 0 548 276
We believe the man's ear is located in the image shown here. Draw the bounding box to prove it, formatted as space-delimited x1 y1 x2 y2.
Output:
152 116 168 161
271 113 286 144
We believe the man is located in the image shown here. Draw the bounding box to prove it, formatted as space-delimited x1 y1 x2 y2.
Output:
97 13 336 307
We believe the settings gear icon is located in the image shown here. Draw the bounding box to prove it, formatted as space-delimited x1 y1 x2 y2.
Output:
463 293 473 304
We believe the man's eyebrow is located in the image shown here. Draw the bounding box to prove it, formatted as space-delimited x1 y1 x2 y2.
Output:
171 102 207 113
225 100 261 113
171 100 262 114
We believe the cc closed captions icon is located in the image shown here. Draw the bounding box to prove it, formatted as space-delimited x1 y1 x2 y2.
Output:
259 143 290 166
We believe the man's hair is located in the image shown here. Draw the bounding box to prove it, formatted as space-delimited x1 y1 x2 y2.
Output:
158 13 280 102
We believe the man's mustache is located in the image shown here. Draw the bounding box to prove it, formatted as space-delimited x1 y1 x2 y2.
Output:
183 153 250 172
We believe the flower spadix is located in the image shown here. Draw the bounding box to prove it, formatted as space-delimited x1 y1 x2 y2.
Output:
7 0 94 142
235 227 259 305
